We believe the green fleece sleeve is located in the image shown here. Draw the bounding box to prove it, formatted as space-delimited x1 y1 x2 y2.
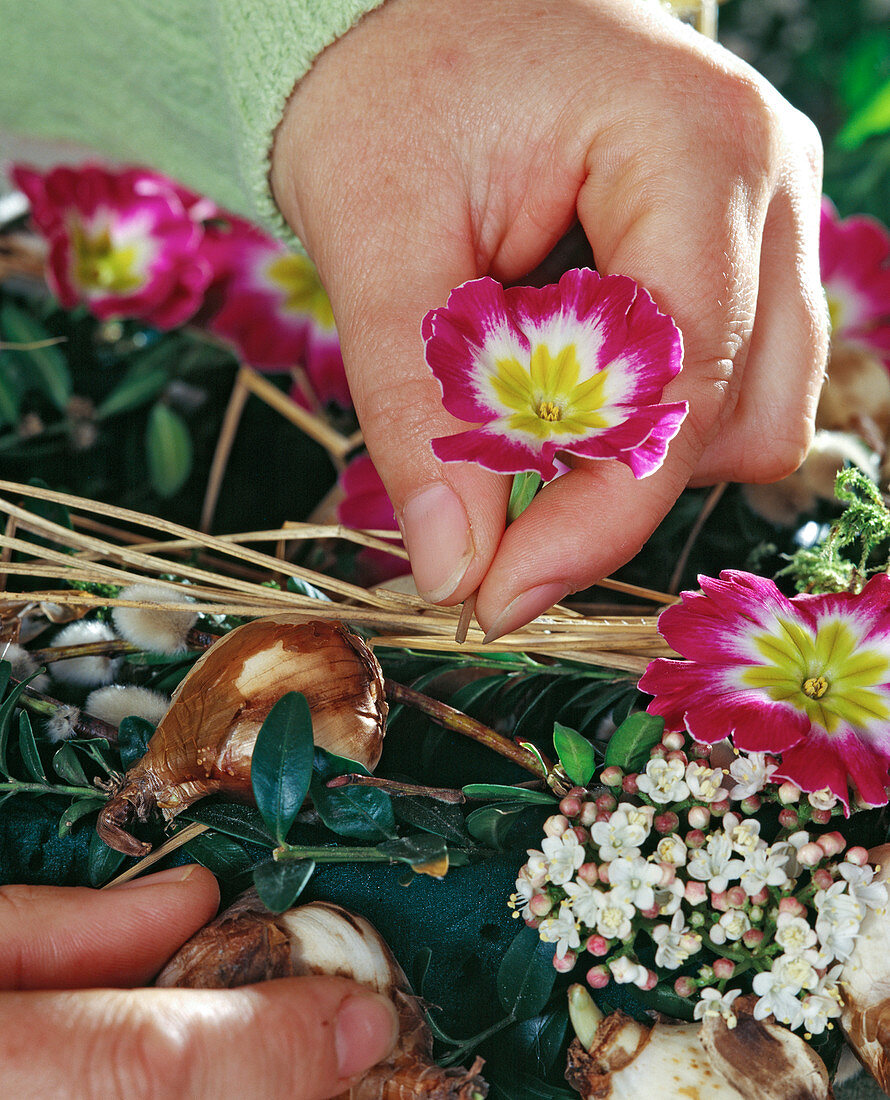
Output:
0 0 386 239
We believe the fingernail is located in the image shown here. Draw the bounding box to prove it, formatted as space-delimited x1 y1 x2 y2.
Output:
109 865 200 891
482 583 570 644
335 990 399 1079
400 483 474 602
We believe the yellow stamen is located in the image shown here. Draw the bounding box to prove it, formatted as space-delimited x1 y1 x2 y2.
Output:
803 676 829 699
537 400 562 422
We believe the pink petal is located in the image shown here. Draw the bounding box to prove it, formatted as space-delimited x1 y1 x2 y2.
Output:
432 426 559 479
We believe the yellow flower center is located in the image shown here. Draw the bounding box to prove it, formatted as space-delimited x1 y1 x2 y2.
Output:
826 291 843 336
490 342 609 441
265 254 334 327
71 221 142 294
740 616 890 733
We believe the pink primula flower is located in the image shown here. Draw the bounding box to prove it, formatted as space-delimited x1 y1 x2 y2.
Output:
820 197 890 362
640 570 890 810
13 163 213 329
422 268 687 480
336 452 409 584
206 218 351 407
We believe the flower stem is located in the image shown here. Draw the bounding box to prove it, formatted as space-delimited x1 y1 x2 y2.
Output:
0 779 102 798
13 679 120 742
384 679 549 780
274 844 405 863
325 774 466 803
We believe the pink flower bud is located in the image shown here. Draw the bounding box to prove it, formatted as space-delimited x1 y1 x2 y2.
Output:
595 792 617 814
778 782 801 804
577 862 599 885
598 863 611 885
674 975 696 997
657 862 676 887
710 798 730 817
797 842 824 867
639 905 660 919
817 831 845 858
650 743 667 759
655 811 680 834
572 826 590 844
811 808 832 825
568 786 586 798
600 766 623 787
711 891 729 912
778 808 799 829
685 829 707 849
690 743 711 760
812 867 834 890
529 893 553 918
685 881 708 905
579 801 598 827
713 958 735 980
559 796 582 819
553 950 577 973
666 750 688 766
748 906 764 923
662 731 686 751
748 886 769 906
742 928 764 949
740 795 762 814
847 846 870 866
543 814 570 838
595 810 612 823
640 969 658 991
621 773 639 795
525 917 541 929
586 965 610 989
726 886 746 908
687 805 710 830
586 934 609 957
778 896 806 918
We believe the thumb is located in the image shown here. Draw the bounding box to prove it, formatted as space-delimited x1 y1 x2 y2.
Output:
0 977 399 1100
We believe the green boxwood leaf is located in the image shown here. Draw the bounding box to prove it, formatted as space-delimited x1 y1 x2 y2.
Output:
466 802 530 850
18 711 45 782
95 366 169 420
0 355 24 426
87 831 128 887
183 802 276 848
58 796 106 838
377 833 449 876
0 663 34 778
462 784 556 806
310 747 395 842
0 302 72 411
183 831 252 879
253 858 315 913
552 722 596 787
393 796 467 843
506 471 542 524
496 924 557 1021
838 78 890 150
603 712 664 773
251 692 315 845
118 716 155 771
52 742 89 786
145 402 192 498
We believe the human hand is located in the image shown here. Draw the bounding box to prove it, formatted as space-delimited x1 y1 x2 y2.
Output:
0 867 398 1099
271 0 827 637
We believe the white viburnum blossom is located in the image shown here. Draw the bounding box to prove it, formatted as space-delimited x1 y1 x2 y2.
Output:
636 757 690 804
694 987 742 1028
608 855 663 911
562 879 604 928
541 832 586 886
686 833 745 894
595 890 636 942
722 813 762 856
728 752 776 800
609 956 648 985
716 908 751 942
752 954 818 1029
653 910 701 969
774 913 817 957
656 834 687 867
799 966 844 1037
807 787 838 812
653 879 685 917
589 806 650 862
524 849 549 886
815 883 864 962
685 761 727 803
508 870 538 920
740 844 790 896
538 902 580 959
838 862 889 910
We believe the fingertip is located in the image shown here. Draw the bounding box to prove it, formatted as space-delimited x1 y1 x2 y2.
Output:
400 482 475 603
334 988 399 1080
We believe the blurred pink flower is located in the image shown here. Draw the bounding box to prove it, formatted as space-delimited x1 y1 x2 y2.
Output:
13 163 213 329
821 197 890 362
205 217 351 407
336 452 408 584
640 570 890 810
422 268 686 480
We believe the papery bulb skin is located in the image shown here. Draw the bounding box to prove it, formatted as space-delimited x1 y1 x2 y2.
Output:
97 617 387 854
157 894 488 1099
